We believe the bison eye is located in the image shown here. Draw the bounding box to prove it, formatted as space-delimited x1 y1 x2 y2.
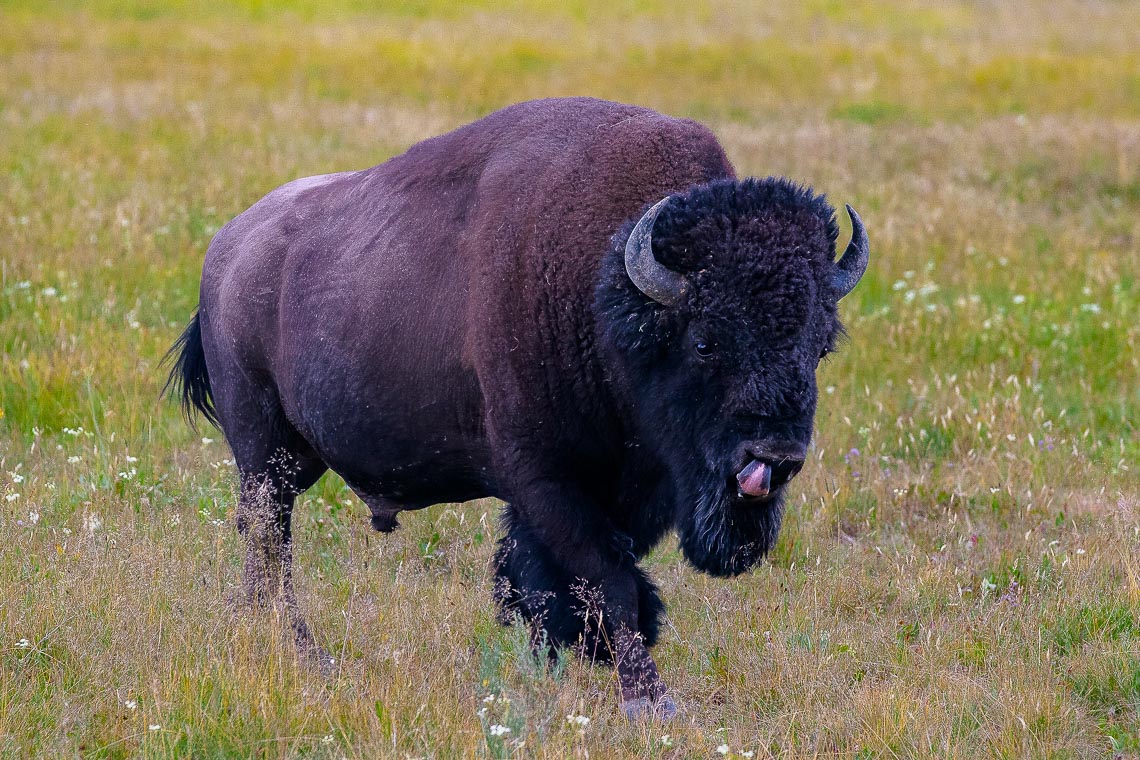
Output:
819 347 832 360
694 339 716 359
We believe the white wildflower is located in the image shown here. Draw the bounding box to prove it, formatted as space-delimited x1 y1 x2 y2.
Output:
10 473 24 484
660 735 673 747
41 287 57 297
148 724 161 731
566 714 590 727
125 455 138 463
1080 303 1101 314
483 694 496 703
124 700 137 710
5 493 18 502
84 512 102 532
67 456 81 464
201 437 214 445
16 638 31 649
717 745 730 755
321 735 334 744
489 724 510 737
28 511 39 525
1012 294 1026 304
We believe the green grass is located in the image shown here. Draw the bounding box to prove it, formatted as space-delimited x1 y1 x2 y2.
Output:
2 0 1139 756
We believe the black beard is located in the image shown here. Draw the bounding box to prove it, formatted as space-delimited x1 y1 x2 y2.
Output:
677 470 785 577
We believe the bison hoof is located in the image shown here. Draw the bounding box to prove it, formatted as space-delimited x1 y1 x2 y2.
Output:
223 584 272 613
620 694 677 721
298 639 338 677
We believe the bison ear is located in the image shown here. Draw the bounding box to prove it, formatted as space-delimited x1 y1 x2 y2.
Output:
833 204 869 299
624 196 688 306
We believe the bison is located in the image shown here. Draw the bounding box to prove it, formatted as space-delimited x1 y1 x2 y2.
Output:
167 97 868 719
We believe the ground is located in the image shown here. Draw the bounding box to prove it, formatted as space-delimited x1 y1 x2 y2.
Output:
1 1 1138 757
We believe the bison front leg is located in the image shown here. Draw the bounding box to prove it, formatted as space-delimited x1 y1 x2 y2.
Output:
494 499 676 720
613 625 673 719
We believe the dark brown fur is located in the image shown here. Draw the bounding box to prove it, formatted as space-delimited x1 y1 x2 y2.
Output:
168 97 859 718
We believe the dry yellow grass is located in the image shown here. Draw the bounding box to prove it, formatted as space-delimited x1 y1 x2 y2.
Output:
1 1 1138 757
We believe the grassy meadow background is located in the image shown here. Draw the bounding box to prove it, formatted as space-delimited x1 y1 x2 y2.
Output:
2 0 1139 756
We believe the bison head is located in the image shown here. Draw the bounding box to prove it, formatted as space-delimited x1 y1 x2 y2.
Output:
596 177 868 576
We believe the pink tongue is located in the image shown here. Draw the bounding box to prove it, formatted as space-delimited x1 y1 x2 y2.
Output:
737 459 771 497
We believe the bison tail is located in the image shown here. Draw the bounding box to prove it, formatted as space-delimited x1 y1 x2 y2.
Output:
162 310 219 430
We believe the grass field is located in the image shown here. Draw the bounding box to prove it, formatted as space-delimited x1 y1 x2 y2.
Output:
2 0 1139 756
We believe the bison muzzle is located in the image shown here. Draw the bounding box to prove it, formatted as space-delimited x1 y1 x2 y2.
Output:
166 97 868 719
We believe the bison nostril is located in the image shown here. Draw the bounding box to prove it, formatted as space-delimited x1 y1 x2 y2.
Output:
768 457 804 490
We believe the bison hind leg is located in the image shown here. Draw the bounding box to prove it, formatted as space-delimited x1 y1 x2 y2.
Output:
231 452 335 673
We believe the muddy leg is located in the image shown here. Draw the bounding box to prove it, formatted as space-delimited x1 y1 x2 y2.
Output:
236 475 284 608
236 467 333 672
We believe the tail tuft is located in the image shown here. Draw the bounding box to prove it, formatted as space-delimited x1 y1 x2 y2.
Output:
162 310 219 430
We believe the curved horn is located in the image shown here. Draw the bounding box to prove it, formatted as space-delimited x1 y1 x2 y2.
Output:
624 196 687 306
833 204 869 298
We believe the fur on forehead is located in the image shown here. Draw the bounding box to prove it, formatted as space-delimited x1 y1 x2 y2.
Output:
596 177 840 361
653 178 840 335
651 177 840 277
